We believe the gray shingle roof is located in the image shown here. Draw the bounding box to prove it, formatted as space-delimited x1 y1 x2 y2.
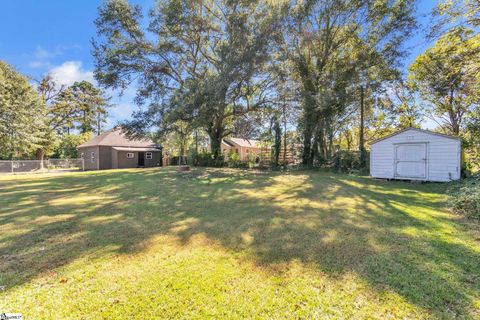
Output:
78 128 159 148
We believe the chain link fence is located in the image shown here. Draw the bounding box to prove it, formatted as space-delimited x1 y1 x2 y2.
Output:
0 159 84 174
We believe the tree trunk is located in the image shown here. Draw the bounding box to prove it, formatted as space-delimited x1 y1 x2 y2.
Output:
208 125 224 161
313 119 326 165
359 85 366 168
36 148 45 169
35 148 45 160
346 132 351 152
195 130 198 154
273 119 282 168
283 118 287 167
302 128 313 166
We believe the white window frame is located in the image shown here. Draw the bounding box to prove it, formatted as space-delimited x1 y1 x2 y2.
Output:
126 152 135 159
91 152 95 163
80 152 84 159
146 152 153 160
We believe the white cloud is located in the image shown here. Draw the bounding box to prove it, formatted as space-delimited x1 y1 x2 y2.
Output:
49 61 94 86
46 61 137 129
34 46 53 59
34 45 71 59
28 60 52 69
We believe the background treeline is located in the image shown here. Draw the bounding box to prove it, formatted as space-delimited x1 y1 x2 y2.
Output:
91 0 479 173
0 63 110 160
1 0 479 174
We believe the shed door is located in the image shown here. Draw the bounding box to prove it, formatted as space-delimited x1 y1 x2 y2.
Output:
395 143 427 179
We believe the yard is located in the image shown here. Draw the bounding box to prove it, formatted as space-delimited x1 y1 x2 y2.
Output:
0 167 479 319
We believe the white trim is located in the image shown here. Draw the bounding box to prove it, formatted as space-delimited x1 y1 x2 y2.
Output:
146 152 153 160
126 152 135 159
370 127 461 145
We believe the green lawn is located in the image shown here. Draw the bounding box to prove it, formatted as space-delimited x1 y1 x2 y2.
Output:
0 167 479 319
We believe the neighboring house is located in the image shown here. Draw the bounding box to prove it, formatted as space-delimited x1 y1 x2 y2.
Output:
221 138 267 161
78 127 162 170
370 127 461 182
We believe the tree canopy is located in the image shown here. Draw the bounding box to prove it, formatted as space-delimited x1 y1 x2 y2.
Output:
0 61 45 159
409 28 480 135
93 0 281 158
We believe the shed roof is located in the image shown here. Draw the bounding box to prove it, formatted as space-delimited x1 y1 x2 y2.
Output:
370 127 461 145
78 128 159 148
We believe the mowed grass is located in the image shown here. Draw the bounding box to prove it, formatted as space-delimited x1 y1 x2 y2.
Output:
0 167 479 319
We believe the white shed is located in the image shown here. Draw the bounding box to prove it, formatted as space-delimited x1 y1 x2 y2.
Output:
370 128 461 182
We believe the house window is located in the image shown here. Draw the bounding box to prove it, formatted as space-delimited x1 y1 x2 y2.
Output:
80 152 84 159
126 152 134 159
146 152 153 160
91 152 95 163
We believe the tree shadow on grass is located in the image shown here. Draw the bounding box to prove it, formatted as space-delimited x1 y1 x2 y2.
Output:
0 168 479 318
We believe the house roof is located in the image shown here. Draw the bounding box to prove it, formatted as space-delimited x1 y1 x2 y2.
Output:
78 128 159 149
112 147 161 152
370 127 461 145
222 140 235 147
224 137 262 148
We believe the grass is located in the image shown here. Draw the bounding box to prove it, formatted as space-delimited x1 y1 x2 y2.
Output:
0 167 479 319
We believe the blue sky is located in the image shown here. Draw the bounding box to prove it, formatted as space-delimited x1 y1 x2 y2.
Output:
0 0 437 129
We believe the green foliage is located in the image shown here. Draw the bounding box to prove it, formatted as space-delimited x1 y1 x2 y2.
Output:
190 152 225 167
449 175 480 219
408 28 480 135
431 0 480 38
287 0 416 166
378 81 423 129
93 0 281 159
69 81 109 134
34 76 110 159
333 150 368 174
226 151 244 168
38 77 110 135
0 61 46 159
51 132 92 159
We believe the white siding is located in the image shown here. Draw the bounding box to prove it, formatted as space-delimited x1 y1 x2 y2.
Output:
370 129 461 182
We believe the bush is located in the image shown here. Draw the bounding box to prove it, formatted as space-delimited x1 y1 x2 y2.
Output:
333 150 369 174
226 152 248 168
448 175 480 219
189 152 225 167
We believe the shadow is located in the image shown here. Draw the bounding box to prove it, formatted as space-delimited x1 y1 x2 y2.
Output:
0 167 479 317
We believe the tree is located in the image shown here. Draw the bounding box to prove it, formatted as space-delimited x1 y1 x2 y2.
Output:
36 76 110 160
408 28 480 135
158 120 192 157
0 61 45 159
430 0 480 39
93 0 280 159
272 116 282 168
69 81 109 134
379 81 423 129
52 132 92 159
285 0 416 166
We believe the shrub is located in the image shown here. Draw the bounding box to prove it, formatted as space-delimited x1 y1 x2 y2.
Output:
189 152 225 167
333 150 369 174
448 175 480 219
226 152 246 168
